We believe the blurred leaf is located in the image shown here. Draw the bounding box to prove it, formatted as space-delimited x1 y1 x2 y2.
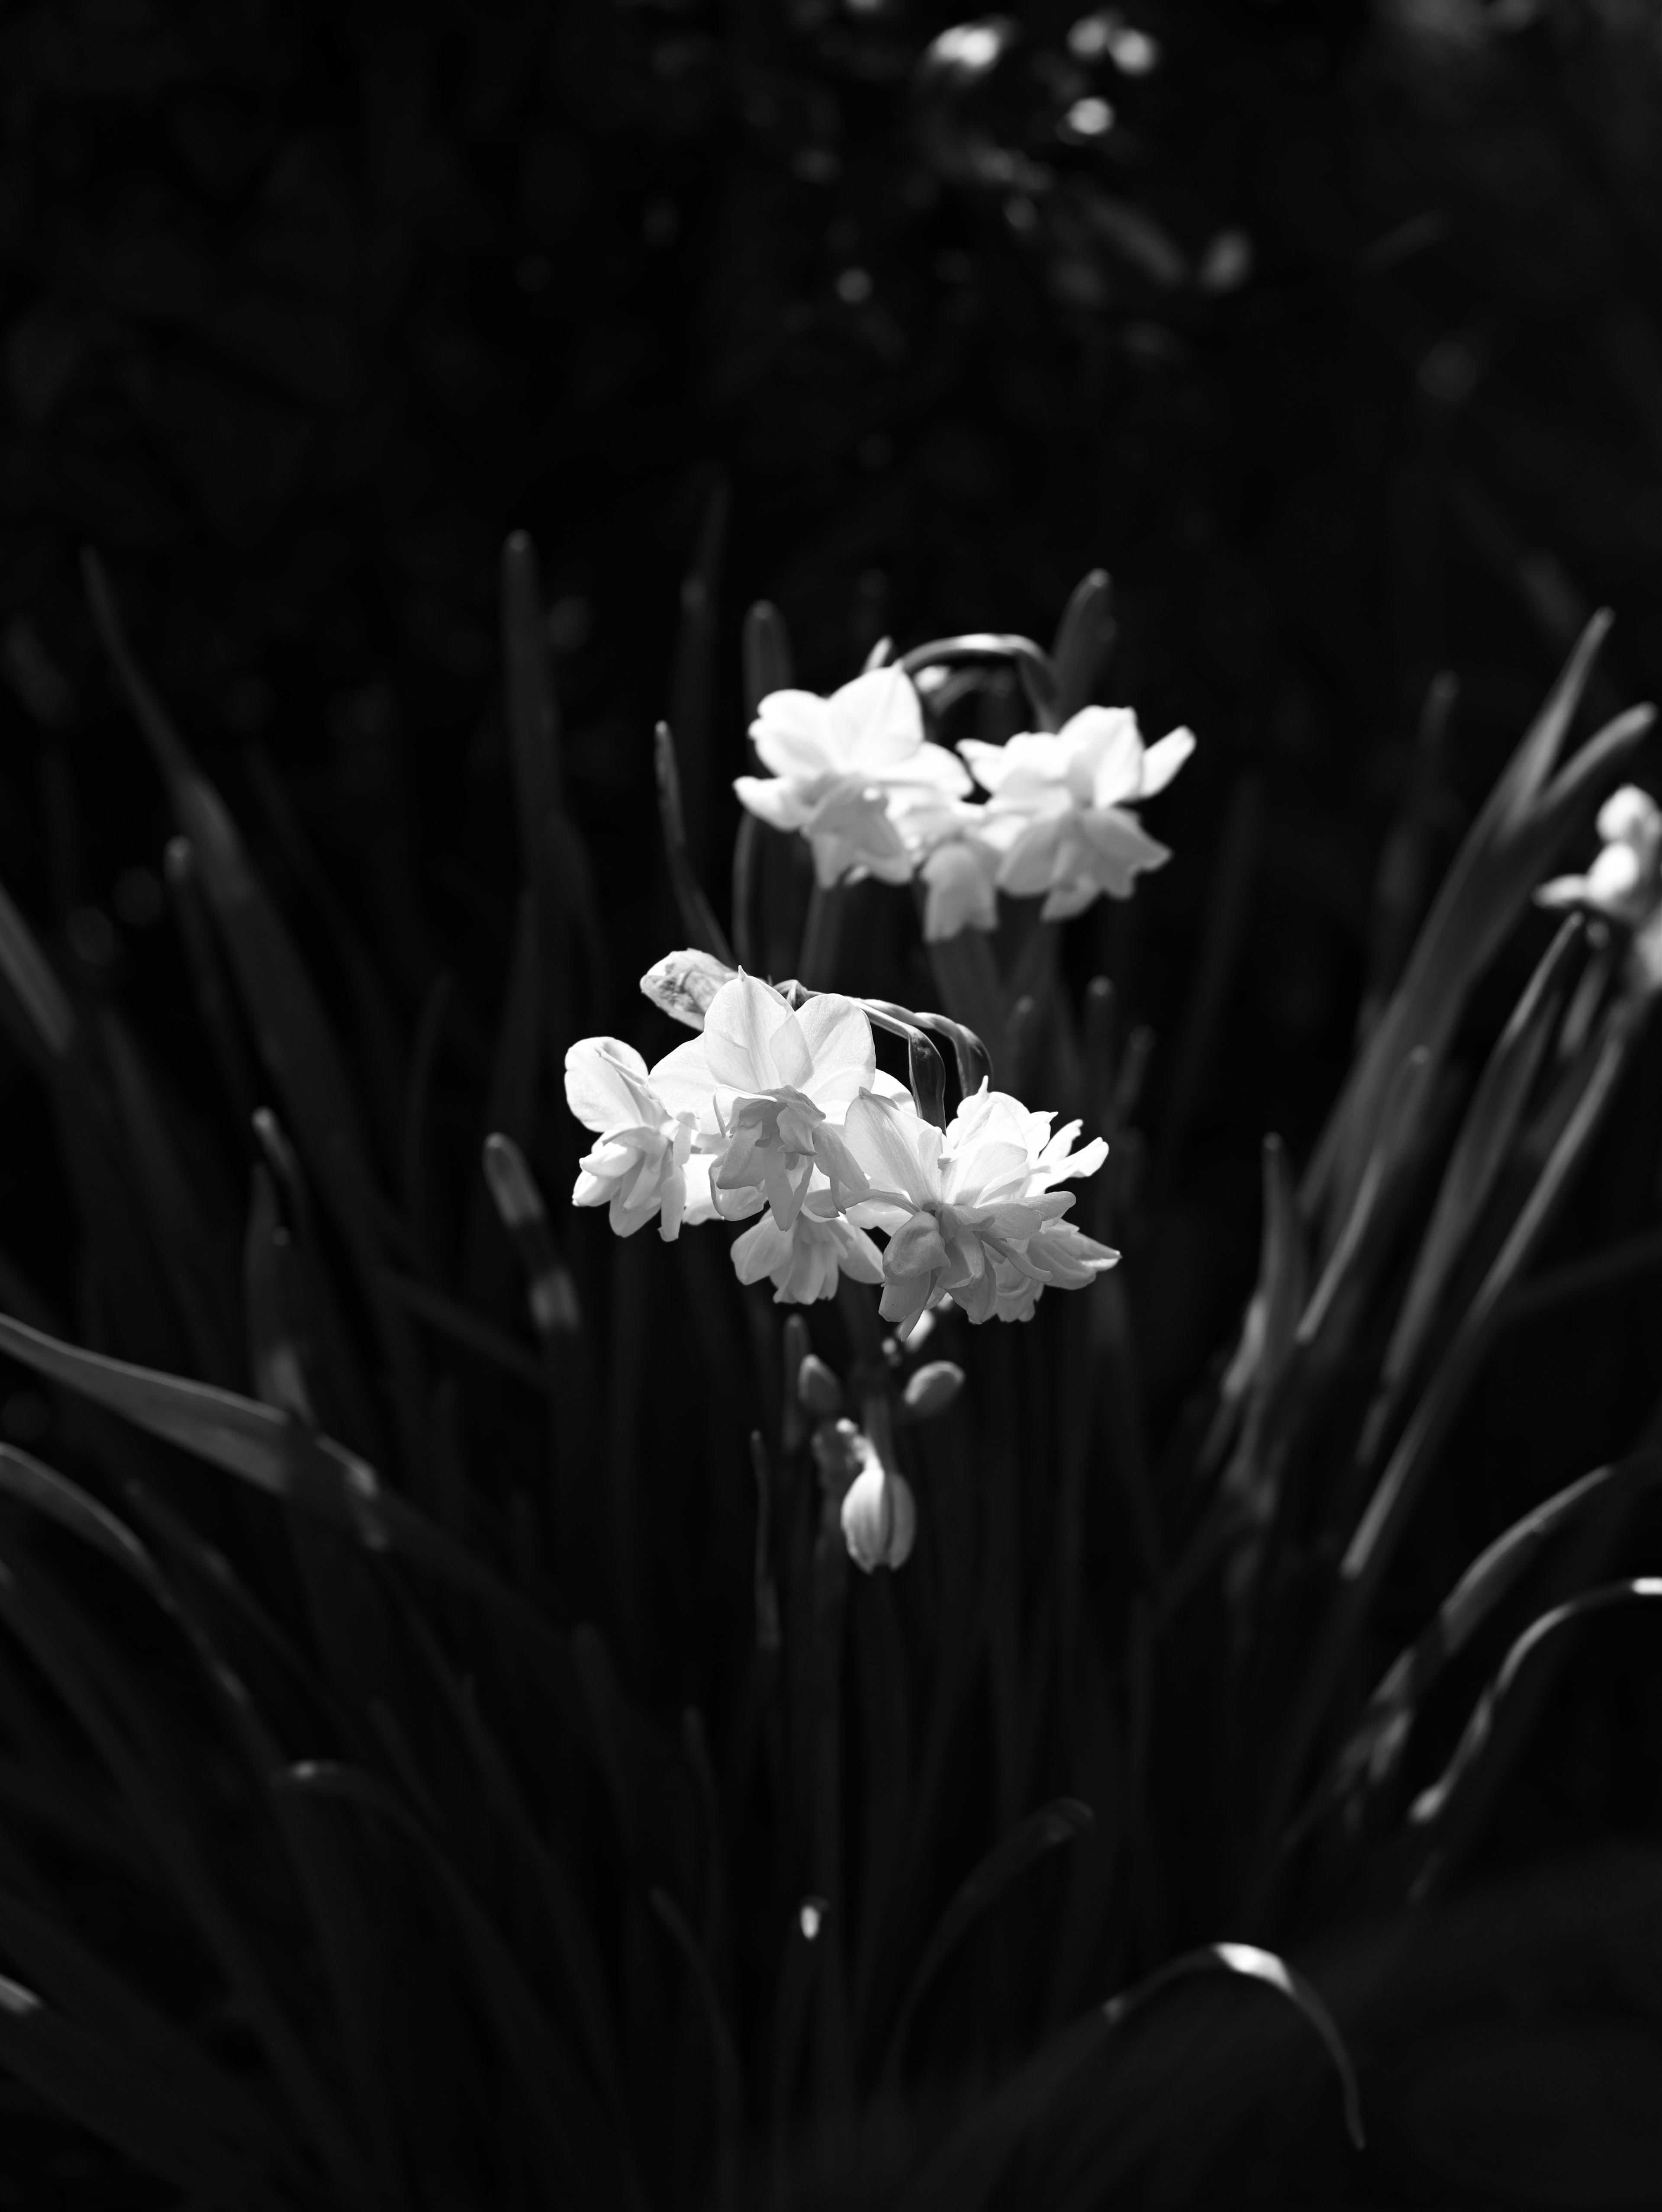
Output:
0 1971 278 2209
274 1760 629 2210
1359 915 1582 1468
1304 610 1651 1254
654 720 734 965
897 1942 1362 2212
881 1799 1094 2084
1050 570 1115 724
1410 1577 1662 1833
741 599 793 717
1327 1447 1662 1825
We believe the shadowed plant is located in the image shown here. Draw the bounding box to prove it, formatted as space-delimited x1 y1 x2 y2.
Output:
0 530 1655 2211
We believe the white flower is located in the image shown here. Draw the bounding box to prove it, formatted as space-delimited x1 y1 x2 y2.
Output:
839 1083 1116 1337
564 1037 720 1240
1537 784 1662 929
959 706 1194 921
651 971 903 1228
731 1202 884 1304
734 668 973 889
894 792 1003 942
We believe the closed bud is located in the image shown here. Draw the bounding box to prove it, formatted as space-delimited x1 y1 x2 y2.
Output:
640 947 738 1031
902 1360 964 1419
812 1416 864 1501
840 1446 917 1573
797 1354 844 1419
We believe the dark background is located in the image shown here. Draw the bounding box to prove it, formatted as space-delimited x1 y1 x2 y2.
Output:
2 0 1662 1866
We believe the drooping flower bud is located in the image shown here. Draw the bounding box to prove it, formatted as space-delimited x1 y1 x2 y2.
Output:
797 1354 845 1419
839 1441 917 1573
902 1360 965 1419
640 947 739 1031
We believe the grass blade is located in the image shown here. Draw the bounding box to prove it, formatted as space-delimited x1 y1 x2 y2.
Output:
1358 916 1582 1467
655 721 735 965
275 1760 630 2209
650 1887 744 2212
1050 570 1115 723
1324 1447 1662 1826
897 1942 1362 2212
1408 1579 1662 1832
0 1974 278 2209
880 1800 1094 2085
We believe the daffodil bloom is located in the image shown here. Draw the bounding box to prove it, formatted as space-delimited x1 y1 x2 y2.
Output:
894 791 1003 941
734 668 973 889
839 1083 1117 1337
1536 785 1661 929
960 706 1194 920
731 1197 884 1304
651 972 902 1228
564 1037 720 1240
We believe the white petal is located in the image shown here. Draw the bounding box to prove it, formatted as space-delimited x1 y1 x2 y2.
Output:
649 1036 717 1121
1138 726 1195 798
734 774 812 832
703 973 805 1090
828 666 924 771
751 690 842 777
841 1090 940 1207
564 1037 655 1134
795 993 877 1104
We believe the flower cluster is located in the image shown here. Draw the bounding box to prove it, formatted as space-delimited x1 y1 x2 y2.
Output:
565 970 1117 1331
733 665 1195 940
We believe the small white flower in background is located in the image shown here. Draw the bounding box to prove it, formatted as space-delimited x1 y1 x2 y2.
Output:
839 1082 1117 1337
564 1037 718 1240
734 667 972 889
960 705 1195 921
894 792 1004 941
1536 785 1662 931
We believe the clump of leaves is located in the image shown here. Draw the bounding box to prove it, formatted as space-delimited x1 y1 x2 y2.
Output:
0 526 1654 2211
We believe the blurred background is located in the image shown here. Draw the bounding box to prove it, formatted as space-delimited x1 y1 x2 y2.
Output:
2 0 1662 1880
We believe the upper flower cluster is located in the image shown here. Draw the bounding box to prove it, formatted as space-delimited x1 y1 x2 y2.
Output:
565 971 1117 1327
733 667 1194 940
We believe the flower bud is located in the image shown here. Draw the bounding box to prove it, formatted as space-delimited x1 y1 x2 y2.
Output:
797 1354 844 1419
902 1360 964 1420
639 947 738 1031
840 1447 917 1573
812 1417 865 1501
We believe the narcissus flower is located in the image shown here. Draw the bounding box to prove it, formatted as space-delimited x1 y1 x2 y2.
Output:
564 1037 716 1239
652 972 903 1227
1537 784 1662 929
895 794 1004 941
839 1083 1116 1337
960 706 1194 920
731 1200 885 1304
735 668 972 888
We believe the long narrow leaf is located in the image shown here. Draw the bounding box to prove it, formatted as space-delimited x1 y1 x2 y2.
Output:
0 1973 277 2209
897 1943 1362 2212
881 1800 1094 2083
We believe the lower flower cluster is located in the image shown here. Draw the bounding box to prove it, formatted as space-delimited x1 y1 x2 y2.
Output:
565 968 1118 1334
